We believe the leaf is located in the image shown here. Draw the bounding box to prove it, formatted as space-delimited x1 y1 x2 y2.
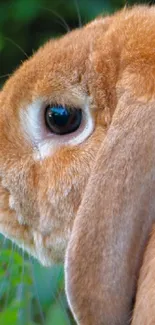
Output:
0 310 18 325
0 249 23 265
46 300 71 325
0 279 10 299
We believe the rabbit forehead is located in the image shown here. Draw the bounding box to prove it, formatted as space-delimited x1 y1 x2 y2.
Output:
0 22 101 107
0 11 117 118
2 5 155 108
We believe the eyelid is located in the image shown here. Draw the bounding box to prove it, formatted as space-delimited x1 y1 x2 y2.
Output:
20 97 94 160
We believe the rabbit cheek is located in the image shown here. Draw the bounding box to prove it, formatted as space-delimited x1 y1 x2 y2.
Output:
0 178 52 265
0 180 35 251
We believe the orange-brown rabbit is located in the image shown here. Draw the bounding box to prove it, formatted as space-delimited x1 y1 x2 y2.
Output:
1 5 155 325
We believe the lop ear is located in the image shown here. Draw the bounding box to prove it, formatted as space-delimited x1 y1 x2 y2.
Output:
132 224 155 325
65 90 155 325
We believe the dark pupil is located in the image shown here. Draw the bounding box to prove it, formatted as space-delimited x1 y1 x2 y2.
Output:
45 105 82 135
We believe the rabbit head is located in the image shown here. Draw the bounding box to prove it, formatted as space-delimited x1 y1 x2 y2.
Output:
0 13 114 266
1 5 155 325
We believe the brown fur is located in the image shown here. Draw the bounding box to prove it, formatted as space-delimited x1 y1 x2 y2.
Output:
1 5 155 324
132 225 155 325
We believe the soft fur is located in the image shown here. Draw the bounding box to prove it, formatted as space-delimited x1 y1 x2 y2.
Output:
1 5 155 324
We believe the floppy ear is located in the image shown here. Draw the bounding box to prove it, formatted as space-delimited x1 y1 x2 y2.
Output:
65 90 155 325
132 224 155 325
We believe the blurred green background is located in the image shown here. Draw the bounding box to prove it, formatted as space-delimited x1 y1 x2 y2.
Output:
0 0 152 324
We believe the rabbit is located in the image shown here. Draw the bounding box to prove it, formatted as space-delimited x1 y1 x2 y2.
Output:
131 226 155 325
1 4 155 325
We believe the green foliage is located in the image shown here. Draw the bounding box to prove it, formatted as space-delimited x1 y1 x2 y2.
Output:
0 236 73 324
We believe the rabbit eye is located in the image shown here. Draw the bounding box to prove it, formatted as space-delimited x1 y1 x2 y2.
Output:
45 105 82 135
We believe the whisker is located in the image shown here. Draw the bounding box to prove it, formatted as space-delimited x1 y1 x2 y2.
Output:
73 0 82 27
0 74 11 80
4 37 29 59
39 6 70 33
29 255 45 325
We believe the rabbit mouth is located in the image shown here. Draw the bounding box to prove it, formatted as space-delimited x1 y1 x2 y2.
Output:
0 173 72 266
